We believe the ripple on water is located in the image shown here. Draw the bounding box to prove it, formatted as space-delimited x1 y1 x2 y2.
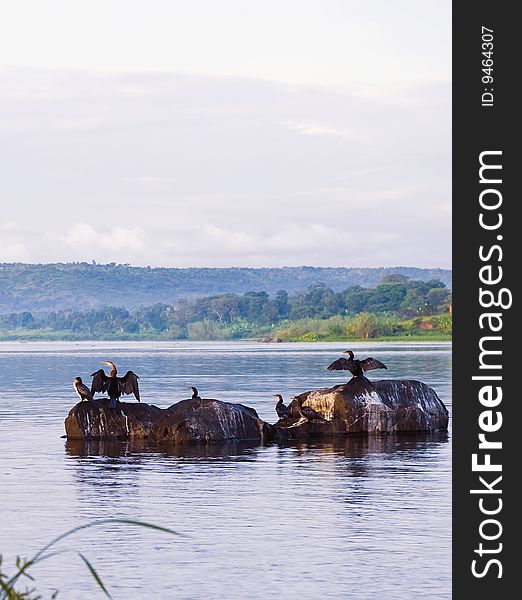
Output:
0 341 451 599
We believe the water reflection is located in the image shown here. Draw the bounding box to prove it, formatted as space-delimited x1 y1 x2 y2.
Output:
277 431 449 456
66 431 448 460
65 438 263 460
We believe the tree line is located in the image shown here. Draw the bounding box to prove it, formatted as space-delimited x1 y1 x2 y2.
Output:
0 276 451 340
0 262 452 312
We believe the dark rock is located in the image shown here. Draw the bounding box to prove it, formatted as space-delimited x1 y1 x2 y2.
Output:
278 378 448 440
64 379 448 445
158 399 272 444
64 397 272 444
64 399 164 441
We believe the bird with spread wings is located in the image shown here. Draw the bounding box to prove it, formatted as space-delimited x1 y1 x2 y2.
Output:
90 361 140 409
327 350 387 378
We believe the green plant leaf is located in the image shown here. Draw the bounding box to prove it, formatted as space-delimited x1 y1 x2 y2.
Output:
78 554 111 599
4 518 183 593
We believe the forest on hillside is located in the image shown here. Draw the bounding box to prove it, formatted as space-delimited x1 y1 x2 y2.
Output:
0 263 452 312
0 275 452 341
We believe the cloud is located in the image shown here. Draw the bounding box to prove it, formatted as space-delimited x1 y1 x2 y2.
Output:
0 216 448 268
0 1 451 88
0 69 450 268
63 223 146 251
284 122 361 140
0 221 31 262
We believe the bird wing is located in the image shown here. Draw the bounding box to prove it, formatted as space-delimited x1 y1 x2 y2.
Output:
118 371 140 401
302 406 323 420
276 403 289 418
359 358 387 372
90 369 109 394
78 382 93 399
327 358 356 374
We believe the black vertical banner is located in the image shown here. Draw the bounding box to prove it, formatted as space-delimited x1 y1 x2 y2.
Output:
453 2 518 598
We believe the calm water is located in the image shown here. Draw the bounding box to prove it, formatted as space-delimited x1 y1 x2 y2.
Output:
0 341 451 599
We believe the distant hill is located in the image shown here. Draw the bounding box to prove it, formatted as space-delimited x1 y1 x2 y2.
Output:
0 263 452 313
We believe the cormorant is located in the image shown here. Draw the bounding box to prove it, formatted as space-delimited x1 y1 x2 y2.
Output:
190 386 201 400
298 405 325 422
90 361 140 409
327 350 387 377
73 377 93 402
189 386 204 409
273 394 290 420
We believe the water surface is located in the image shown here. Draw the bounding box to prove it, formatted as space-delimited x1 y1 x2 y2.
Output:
0 341 451 599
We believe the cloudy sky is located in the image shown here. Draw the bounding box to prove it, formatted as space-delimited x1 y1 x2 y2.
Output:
0 0 451 268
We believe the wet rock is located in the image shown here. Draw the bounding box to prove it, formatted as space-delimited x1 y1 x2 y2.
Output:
65 379 448 445
64 399 163 441
277 378 448 440
65 397 272 444
158 399 271 444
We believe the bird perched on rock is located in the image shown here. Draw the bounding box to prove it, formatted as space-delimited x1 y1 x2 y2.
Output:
73 377 93 402
298 405 326 422
189 386 204 409
90 361 140 409
327 350 387 378
273 394 290 420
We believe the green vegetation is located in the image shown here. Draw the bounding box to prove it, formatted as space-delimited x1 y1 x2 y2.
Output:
0 263 451 313
273 313 452 342
0 276 452 341
0 519 181 599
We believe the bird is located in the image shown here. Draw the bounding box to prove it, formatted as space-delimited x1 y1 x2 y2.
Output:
73 377 93 402
90 361 140 409
327 350 387 378
189 386 204 409
298 405 325 422
273 394 290 420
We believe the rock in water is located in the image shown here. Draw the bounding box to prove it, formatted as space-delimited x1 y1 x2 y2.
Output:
64 398 272 444
64 400 164 440
64 379 448 444
158 399 272 444
280 378 448 439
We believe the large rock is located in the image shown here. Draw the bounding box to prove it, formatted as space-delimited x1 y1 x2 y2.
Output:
64 379 449 445
276 378 449 440
64 399 164 440
65 398 272 444
159 399 272 444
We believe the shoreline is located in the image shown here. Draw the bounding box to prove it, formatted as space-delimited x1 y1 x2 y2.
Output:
0 334 452 343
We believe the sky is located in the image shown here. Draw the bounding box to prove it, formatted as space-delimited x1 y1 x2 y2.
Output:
0 0 451 268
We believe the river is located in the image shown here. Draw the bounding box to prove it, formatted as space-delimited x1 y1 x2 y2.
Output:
0 341 451 599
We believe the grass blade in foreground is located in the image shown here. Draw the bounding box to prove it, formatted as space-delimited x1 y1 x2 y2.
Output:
1 519 184 599
79 554 112 599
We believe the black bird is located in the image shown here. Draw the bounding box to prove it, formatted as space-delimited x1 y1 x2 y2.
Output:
73 377 93 402
189 386 204 409
327 350 387 377
298 405 325 422
273 394 290 420
90 361 140 409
